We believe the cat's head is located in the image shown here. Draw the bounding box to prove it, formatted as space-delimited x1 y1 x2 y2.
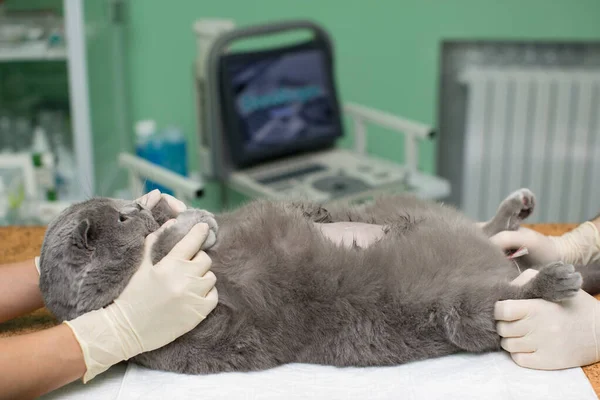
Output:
39 197 166 321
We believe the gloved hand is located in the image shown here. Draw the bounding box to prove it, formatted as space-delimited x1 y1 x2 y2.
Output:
65 220 218 382
490 222 600 266
495 269 600 370
316 222 387 249
136 189 187 214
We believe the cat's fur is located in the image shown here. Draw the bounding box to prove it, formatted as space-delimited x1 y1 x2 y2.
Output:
38 189 595 374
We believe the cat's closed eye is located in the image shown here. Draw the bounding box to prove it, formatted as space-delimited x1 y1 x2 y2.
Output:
118 214 130 222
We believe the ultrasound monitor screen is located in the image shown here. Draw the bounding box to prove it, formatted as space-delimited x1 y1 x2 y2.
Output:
221 44 342 167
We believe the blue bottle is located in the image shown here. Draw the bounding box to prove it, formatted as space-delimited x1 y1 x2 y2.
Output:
134 120 171 194
162 126 188 179
134 120 152 160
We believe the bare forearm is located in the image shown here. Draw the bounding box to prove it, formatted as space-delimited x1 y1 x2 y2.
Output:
0 324 86 400
0 259 44 323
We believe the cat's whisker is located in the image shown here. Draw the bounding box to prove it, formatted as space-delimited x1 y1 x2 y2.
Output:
79 172 93 200
98 163 124 198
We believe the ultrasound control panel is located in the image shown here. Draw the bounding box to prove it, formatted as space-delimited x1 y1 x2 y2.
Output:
229 149 411 203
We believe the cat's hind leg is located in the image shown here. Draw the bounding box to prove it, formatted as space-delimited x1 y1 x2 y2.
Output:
516 261 582 302
479 188 535 238
439 261 581 352
437 284 507 353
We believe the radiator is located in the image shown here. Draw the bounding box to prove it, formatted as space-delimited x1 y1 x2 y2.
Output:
460 67 600 223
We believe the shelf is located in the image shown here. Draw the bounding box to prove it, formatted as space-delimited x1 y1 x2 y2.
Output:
0 41 66 62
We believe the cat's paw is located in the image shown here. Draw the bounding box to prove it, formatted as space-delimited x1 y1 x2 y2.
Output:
531 261 582 302
178 209 218 249
499 188 536 230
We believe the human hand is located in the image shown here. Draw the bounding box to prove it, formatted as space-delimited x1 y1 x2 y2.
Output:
491 223 600 266
495 269 600 370
136 189 187 214
65 220 218 382
317 222 387 249
490 227 561 265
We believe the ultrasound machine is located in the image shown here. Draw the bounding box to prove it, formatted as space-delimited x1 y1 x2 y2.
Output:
120 19 450 208
195 19 450 207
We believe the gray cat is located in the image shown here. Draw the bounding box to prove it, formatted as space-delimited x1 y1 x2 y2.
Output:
38 189 594 374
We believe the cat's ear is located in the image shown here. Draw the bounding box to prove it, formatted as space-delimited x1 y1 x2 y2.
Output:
73 219 93 249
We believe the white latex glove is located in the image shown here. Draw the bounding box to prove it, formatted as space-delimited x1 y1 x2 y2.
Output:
490 222 600 266
316 222 387 249
65 220 218 383
495 269 600 370
136 189 187 214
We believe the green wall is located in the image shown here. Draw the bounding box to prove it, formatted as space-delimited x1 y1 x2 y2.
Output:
118 0 600 212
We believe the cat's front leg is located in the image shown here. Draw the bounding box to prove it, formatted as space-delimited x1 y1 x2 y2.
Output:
151 209 218 264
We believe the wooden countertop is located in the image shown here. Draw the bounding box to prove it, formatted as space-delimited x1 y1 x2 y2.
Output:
1 224 599 396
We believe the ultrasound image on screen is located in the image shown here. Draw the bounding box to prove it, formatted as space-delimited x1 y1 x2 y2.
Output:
227 49 339 155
